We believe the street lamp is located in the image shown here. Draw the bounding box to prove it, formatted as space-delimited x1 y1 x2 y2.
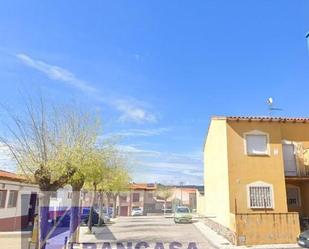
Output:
306 32 309 51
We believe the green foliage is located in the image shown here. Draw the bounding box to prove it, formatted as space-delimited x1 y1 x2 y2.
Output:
0 98 101 191
156 186 173 201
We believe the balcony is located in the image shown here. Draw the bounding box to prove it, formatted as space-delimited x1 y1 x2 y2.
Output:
285 167 309 181
285 168 309 177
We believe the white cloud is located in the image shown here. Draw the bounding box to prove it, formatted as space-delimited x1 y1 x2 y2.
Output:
16 53 157 124
112 99 157 124
16 53 97 94
116 144 203 184
107 127 170 137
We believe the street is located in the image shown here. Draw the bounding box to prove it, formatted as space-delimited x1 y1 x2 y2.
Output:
78 216 216 249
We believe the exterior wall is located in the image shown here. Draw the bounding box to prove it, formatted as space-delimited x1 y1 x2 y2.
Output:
170 188 197 209
196 193 206 215
204 118 231 228
130 190 144 211
235 213 300 245
204 117 309 245
280 123 309 176
49 185 72 219
226 121 288 217
0 180 39 231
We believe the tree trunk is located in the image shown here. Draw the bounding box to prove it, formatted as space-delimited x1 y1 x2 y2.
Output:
69 190 81 243
106 192 111 217
112 194 117 218
98 192 104 226
163 200 166 215
39 191 51 249
87 184 97 232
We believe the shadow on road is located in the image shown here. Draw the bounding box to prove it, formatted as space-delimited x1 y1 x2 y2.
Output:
92 225 117 240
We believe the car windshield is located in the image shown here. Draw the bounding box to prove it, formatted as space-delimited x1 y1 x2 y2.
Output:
176 207 190 213
133 208 141 211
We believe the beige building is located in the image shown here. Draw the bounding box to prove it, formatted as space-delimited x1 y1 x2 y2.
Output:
118 183 157 216
203 116 309 245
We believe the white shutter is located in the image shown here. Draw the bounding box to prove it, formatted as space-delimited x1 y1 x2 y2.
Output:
283 144 297 176
246 135 268 155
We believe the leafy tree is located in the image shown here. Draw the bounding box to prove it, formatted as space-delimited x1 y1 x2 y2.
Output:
83 147 109 232
156 186 173 215
0 98 100 249
64 108 101 243
97 149 130 222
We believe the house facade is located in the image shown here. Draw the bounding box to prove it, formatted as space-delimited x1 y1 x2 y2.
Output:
0 170 39 231
204 116 309 245
169 187 197 210
118 183 199 216
118 183 157 216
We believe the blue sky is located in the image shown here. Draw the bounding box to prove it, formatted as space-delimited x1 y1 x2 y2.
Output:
0 1 309 184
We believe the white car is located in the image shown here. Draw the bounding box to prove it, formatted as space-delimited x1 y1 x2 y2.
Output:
131 207 143 216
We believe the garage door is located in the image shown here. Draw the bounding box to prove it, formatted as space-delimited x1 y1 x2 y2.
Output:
120 206 128 216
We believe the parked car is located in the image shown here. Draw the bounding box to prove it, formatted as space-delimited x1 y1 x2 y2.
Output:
174 206 192 223
94 207 112 222
298 230 309 248
81 207 99 225
131 207 143 216
162 208 173 214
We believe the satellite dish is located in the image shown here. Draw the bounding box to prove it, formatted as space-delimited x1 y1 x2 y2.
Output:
266 97 283 116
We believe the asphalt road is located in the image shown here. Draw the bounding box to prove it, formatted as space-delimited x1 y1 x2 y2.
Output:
79 216 216 249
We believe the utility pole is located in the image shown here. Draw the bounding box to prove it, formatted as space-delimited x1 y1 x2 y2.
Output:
179 181 184 205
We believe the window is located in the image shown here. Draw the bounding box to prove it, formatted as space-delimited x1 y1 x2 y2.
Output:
287 187 300 207
245 132 269 155
283 143 297 176
67 192 72 199
132 193 140 202
0 190 7 208
120 195 127 202
50 192 57 198
147 193 153 198
247 183 273 209
7 190 18 208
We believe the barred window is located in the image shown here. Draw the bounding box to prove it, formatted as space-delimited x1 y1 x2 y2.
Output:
249 186 273 209
287 187 300 207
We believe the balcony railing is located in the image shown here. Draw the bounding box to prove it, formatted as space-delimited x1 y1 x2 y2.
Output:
285 167 309 177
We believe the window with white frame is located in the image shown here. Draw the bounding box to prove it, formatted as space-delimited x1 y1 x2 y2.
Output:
0 190 7 208
7 190 18 208
248 183 273 209
245 132 268 155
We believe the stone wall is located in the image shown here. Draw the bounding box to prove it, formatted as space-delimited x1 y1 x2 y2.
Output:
202 217 236 244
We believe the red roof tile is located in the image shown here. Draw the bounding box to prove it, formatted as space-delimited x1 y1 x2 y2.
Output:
222 116 309 123
0 170 27 182
130 183 157 190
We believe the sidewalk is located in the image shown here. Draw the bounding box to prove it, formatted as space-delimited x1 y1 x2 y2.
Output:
0 231 32 249
193 221 301 249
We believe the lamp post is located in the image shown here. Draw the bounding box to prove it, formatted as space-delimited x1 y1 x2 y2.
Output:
306 32 309 50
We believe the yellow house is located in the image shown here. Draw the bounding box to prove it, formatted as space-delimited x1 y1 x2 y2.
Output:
204 116 309 245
